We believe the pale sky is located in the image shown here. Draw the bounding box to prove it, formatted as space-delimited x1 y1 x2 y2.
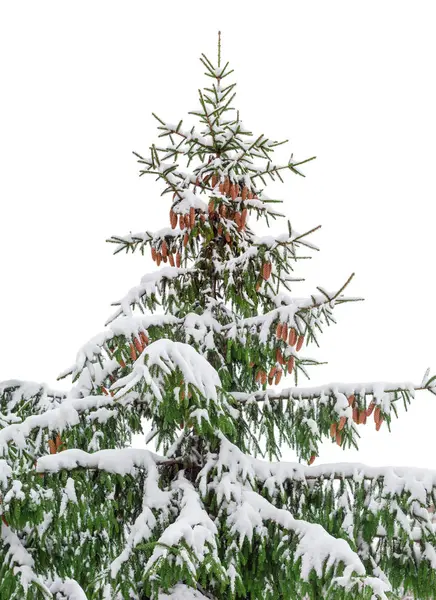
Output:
1 1 436 468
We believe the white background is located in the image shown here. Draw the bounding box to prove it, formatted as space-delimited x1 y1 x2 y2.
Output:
1 1 435 467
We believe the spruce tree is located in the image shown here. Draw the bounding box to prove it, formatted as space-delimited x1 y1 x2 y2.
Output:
1 34 436 600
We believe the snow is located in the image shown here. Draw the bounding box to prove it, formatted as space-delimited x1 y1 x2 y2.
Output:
158 584 209 600
144 474 223 580
49 578 88 599
0 393 137 457
110 460 172 578
112 339 221 403
36 447 161 475
0 459 12 487
106 267 192 324
232 380 419 411
1 522 52 597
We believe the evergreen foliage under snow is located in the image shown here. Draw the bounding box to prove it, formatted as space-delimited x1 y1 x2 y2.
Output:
1 36 436 599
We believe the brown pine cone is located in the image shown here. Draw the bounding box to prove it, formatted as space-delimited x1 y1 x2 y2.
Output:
296 335 305 351
288 328 297 346
139 332 149 347
170 209 177 229
241 208 248 229
134 337 143 353
262 262 271 280
366 402 375 416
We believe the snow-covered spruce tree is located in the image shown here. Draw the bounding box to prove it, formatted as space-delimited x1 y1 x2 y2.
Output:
2 36 436 600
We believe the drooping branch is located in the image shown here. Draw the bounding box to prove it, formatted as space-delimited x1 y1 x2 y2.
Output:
231 380 435 404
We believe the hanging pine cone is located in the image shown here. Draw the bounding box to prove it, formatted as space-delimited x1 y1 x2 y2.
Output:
274 369 282 385
338 416 347 431
156 253 162 266
241 186 248 201
223 177 230 194
374 407 381 425
176 252 181 268
134 336 143 353
366 402 375 416
276 348 284 364
151 247 157 262
183 232 189 247
184 214 190 228
241 208 248 229
139 332 149 347
352 407 359 423
262 262 271 280
169 254 175 267
330 423 337 438
161 241 168 257
281 323 288 342
212 174 218 188
276 323 283 338
288 328 297 346
375 417 384 431
170 209 177 229
179 214 185 230
296 334 305 351
287 356 294 374
190 207 195 229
